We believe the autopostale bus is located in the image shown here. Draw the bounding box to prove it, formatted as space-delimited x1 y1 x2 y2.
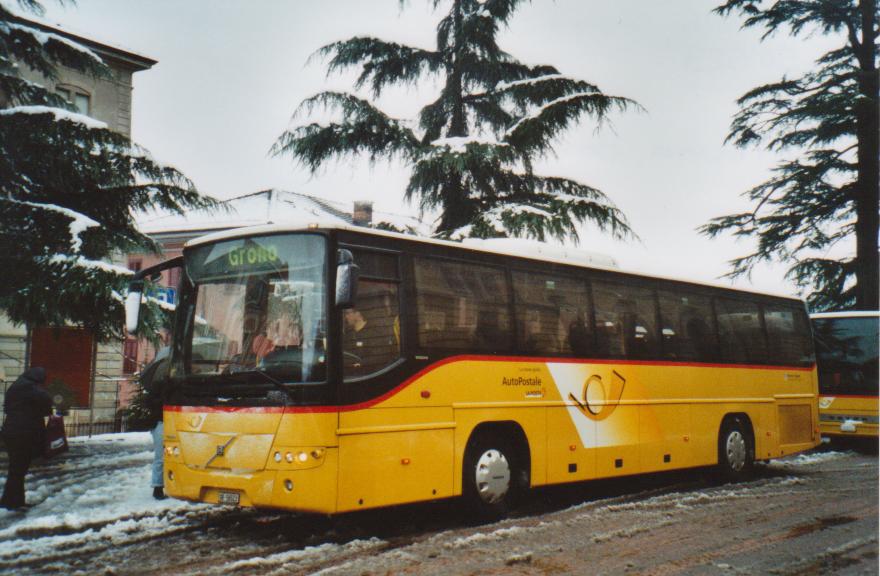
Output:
125 224 819 516
811 311 879 439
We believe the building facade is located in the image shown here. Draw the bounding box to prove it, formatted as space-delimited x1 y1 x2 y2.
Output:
0 17 156 431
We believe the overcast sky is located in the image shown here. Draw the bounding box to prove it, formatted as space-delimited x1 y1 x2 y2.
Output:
39 0 843 297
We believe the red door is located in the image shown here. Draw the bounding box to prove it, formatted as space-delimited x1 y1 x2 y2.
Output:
30 327 94 407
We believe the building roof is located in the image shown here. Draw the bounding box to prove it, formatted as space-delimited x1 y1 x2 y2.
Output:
137 189 429 238
12 15 157 71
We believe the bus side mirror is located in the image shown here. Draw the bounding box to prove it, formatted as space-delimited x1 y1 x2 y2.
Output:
335 249 359 309
125 279 144 335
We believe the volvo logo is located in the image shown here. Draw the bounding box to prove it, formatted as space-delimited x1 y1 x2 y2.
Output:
205 436 236 468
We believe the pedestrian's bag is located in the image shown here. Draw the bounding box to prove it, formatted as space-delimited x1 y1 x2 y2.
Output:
44 414 69 458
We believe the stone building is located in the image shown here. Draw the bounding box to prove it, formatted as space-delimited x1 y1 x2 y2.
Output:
0 16 156 431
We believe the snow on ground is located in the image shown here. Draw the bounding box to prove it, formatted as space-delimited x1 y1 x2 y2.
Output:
766 450 849 469
0 432 216 570
224 538 383 573
0 436 870 574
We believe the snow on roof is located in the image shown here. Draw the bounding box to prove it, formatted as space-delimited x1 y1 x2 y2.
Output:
6 21 103 64
462 237 618 269
10 14 156 69
137 189 427 237
810 311 880 319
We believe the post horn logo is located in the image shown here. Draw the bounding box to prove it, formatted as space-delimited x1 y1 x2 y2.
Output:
568 370 626 421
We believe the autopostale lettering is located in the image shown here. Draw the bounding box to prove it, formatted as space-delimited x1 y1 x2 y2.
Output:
502 375 542 387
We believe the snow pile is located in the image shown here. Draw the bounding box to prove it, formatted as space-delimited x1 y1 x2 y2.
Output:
767 451 848 468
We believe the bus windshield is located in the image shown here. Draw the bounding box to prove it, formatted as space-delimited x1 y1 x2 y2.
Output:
813 316 879 396
183 233 327 383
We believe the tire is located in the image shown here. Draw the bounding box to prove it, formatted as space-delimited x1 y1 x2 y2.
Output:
462 434 523 520
717 417 755 481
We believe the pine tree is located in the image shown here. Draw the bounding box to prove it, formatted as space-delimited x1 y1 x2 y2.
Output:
274 0 638 242
701 0 878 311
0 1 215 341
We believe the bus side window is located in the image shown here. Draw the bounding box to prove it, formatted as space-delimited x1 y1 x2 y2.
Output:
658 290 717 362
764 304 814 366
343 280 400 378
414 257 511 353
512 271 590 356
342 248 401 380
716 297 767 364
593 280 658 360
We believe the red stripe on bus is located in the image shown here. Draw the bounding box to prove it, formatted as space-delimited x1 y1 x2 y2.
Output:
819 394 879 400
167 355 815 415
165 405 286 414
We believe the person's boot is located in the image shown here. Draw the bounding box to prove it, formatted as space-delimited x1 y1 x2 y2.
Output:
153 486 167 500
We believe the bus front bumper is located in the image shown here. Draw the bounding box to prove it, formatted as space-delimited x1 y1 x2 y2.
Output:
819 414 879 438
163 448 339 514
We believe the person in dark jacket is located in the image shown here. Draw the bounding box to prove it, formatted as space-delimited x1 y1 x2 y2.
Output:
141 349 170 500
1 367 52 510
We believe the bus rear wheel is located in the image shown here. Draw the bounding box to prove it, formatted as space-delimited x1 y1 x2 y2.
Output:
463 435 521 519
717 417 754 481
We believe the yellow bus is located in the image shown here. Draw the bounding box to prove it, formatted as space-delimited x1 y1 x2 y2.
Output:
811 311 879 439
125 223 819 517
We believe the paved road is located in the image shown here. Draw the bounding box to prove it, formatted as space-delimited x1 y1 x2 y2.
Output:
0 434 876 575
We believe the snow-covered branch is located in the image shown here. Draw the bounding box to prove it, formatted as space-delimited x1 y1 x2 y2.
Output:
0 105 108 129
1 197 100 252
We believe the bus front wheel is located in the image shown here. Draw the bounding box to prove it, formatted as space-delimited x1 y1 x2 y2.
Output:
717 417 754 481
463 434 521 519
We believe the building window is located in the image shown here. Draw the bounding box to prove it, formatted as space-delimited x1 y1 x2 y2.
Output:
57 85 91 116
128 259 142 272
123 338 139 375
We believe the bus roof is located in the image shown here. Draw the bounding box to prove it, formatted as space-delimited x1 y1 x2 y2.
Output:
810 311 880 319
185 221 804 302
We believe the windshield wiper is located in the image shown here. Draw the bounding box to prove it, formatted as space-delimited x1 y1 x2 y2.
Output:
250 368 295 405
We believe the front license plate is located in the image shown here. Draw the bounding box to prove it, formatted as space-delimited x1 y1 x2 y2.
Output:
218 491 240 505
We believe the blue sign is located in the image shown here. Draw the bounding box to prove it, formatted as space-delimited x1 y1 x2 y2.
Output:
152 287 176 306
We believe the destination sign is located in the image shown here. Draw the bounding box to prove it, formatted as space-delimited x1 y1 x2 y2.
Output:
227 244 279 268
187 234 325 282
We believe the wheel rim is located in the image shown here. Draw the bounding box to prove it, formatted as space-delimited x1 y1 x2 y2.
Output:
726 430 747 471
474 449 511 504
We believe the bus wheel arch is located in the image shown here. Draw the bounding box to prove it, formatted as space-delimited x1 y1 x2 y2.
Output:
717 413 755 480
462 421 531 518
